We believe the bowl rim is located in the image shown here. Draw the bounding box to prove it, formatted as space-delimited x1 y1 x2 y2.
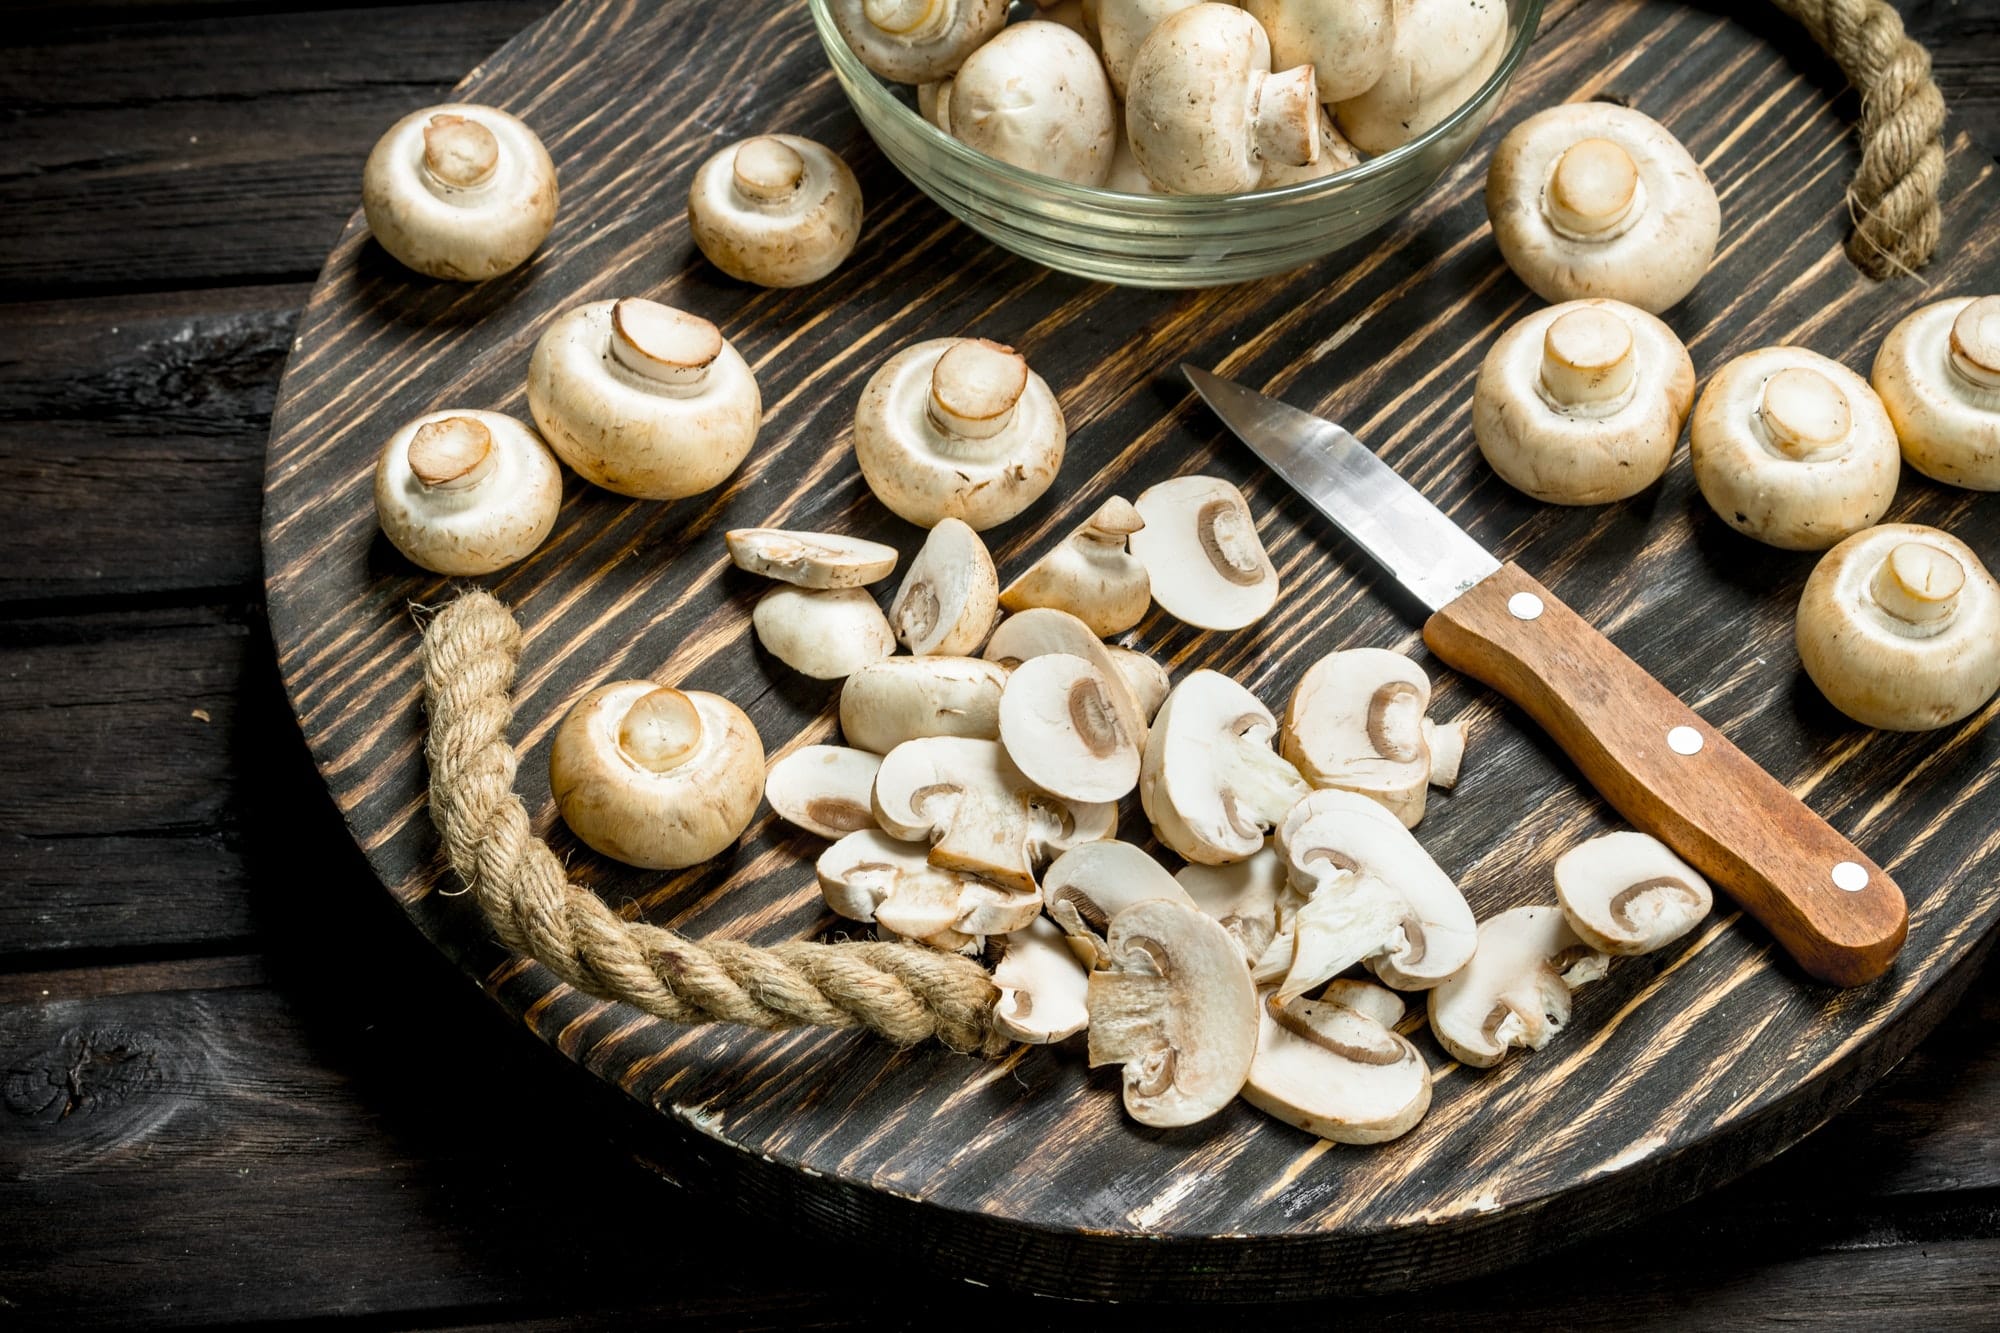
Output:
806 0 1547 207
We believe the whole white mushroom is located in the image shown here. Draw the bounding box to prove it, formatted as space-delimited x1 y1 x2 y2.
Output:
1334 0 1505 153
1241 0 1397 104
373 410 563 575
361 103 558 281
687 135 863 288
941 21 1116 186
1871 295 2000 491
828 0 1009 83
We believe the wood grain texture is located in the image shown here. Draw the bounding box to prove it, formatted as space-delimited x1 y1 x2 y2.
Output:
1424 561 1908 984
257 0 2000 1302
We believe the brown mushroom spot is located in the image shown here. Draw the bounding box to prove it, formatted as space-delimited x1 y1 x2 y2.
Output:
1270 998 1404 1066
804 797 874 833
423 113 499 189
1609 875 1702 931
407 415 494 489
1067 677 1124 757
1365 681 1426 763
896 579 941 643
1197 497 1268 587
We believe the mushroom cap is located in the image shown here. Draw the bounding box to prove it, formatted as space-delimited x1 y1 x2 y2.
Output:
1554 829 1713 955
1125 4 1319 195
853 337 1066 531
991 915 1091 1044
725 527 899 588
946 21 1117 187
983 606 1149 743
1427 904 1608 1068
1690 346 1901 551
889 516 1000 655
764 744 883 839
373 409 563 575
1485 102 1719 314
838 655 1009 752
526 298 761 500
360 103 558 281
1141 669 1311 865
752 585 897 680
998 652 1143 803
1257 109 1361 188
1126 475 1279 630
1041 837 1193 965
1281 646 1436 827
1243 988 1432 1144
828 0 1009 83
1241 0 1396 105
687 134 863 288
549 681 763 869
1096 0 1205 99
1086 898 1259 1127
998 496 1152 637
1870 294 2000 491
1472 299 1698 505
1795 522 2000 731
1105 646 1172 723
1333 0 1505 153
872 736 1117 892
1176 841 1288 970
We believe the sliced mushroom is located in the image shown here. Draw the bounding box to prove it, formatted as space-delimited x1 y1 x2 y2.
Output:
1486 102 1720 314
998 653 1142 803
1473 299 1698 505
373 410 563 576
1276 788 1477 995
1316 976 1408 1031
1085 898 1259 1128
816 829 1036 952
764 745 882 839
984 607 1149 743
1690 347 1901 551
751 586 896 680
360 103 558 281
1106 646 1172 723
1127 476 1279 631
1176 842 1287 971
1041 838 1193 966
853 336 1066 531
873 736 1116 893
1243 988 1432 1144
944 21 1116 186
687 134 863 287
1141 669 1311 865
725 527 899 588
1241 0 1396 105
838 655 1010 752
1334 0 1505 153
1428 905 1609 1069
998 497 1152 636
1555 830 1713 955
889 517 1000 655
1422 717 1468 789
1282 647 1438 827
991 916 1091 1044
1871 294 2000 492
549 681 763 869
828 0 1008 83
1795 522 2000 730
527 297 760 500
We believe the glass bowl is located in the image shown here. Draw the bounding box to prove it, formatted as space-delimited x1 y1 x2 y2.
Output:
807 0 1544 289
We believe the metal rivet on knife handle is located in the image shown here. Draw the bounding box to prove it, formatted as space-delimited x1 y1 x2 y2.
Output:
1668 726 1703 756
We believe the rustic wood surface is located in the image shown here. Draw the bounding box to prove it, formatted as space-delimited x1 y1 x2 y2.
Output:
2 0 1998 1325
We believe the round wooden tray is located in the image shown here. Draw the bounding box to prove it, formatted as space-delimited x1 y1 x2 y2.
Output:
262 0 2000 1302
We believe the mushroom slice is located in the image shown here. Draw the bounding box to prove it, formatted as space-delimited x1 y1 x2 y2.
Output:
1428 906 1610 1069
815 829 1033 952
1106 647 1171 723
1176 843 1287 971
1244 989 1432 1145
998 497 1152 637
1316 977 1408 1031
1422 718 1468 789
991 916 1091 1044
764 745 882 839
1282 648 1437 827
549 681 763 870
1041 838 1193 966
1276 788 1477 995
872 737 1116 894
1086 899 1259 1128
889 517 1000 656
1554 830 1713 956
998 653 1142 803
1127 477 1279 632
838 656 1009 752
1141 670 1311 865
751 586 896 680
985 607 1149 743
725 528 898 589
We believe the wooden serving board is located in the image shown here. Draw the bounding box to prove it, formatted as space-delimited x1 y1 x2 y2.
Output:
262 0 2000 1301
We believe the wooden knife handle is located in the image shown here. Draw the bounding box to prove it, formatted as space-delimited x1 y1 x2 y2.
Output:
1422 563 1907 987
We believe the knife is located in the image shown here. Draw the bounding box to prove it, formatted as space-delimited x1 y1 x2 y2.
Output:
1182 364 1908 987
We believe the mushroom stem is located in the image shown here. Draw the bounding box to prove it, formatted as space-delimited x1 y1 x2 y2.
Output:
1948 295 2000 392
1543 137 1642 239
617 686 703 773
1082 495 1145 542
609 298 723 394
406 415 497 491
731 136 807 210
422 113 500 192
863 0 947 38
1538 306 1637 412
1198 498 1268 588
1871 541 1966 628
927 339 1028 442
1757 366 1852 460
1251 64 1319 170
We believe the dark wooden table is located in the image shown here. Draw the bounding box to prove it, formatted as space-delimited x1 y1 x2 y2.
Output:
2 2 1996 1326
